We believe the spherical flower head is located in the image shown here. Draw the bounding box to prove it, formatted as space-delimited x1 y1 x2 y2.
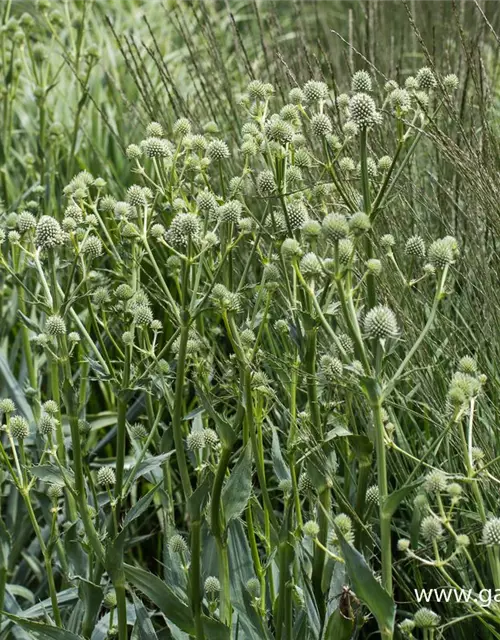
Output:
364 305 399 340
447 483 462 499
428 238 455 268
166 213 201 248
204 428 219 448
97 466 116 486
377 156 392 172
348 93 378 128
115 284 134 301
204 576 220 595
380 234 395 251
257 170 276 196
281 238 302 261
149 223 166 241
320 355 343 381
303 80 329 103
8 231 21 244
303 520 320 538
47 484 64 501
207 139 230 161
416 67 437 90
343 121 359 138
246 577 261 597
42 400 58 415
443 73 459 92
143 137 171 158
352 70 372 93
92 286 108 307
35 215 63 249
126 144 142 160
483 518 500 546
302 220 321 239
349 211 371 234
146 121 163 137
300 252 322 279
17 211 37 233
456 534 470 548
449 371 480 401
413 607 440 629
458 356 477 375
219 201 242 224
405 235 426 258
133 304 154 327
287 87 304 105
399 619 415 636
336 238 353 266
173 117 191 138
397 538 411 552
298 472 314 493
169 533 188 554
265 118 293 145
405 76 418 90
45 315 66 337
322 213 349 243
246 79 267 101
424 469 448 494
366 484 380 505
390 88 411 112
421 515 443 542
130 422 148 439
365 258 382 276
103 590 118 609
286 201 307 231
197 191 217 214
82 236 103 260
333 513 354 543
10 415 29 439
294 148 311 169
127 185 148 208
187 431 206 451
311 113 332 138
38 413 55 435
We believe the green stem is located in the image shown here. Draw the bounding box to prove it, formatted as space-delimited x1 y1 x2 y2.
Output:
190 519 205 640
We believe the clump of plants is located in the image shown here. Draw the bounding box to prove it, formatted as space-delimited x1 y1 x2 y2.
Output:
0 64 497 640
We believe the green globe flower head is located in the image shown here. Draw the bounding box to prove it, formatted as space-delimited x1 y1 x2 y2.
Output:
246 577 261 597
348 93 378 128
421 515 443 542
47 484 64 501
169 534 188 554
97 466 116 486
287 201 308 230
413 607 440 628
311 113 332 138
35 216 63 249
38 413 55 435
204 576 221 595
303 80 328 103
416 67 437 90
323 213 349 242
45 315 66 337
303 520 320 538
424 469 448 494
483 518 500 546
405 235 426 258
207 139 230 161
186 431 206 451
281 238 302 261
352 70 372 93
364 305 399 340
10 415 29 439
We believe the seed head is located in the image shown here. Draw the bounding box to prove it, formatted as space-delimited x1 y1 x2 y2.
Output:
169 534 188 554
257 170 276 196
207 139 230 161
82 236 103 260
146 121 163 137
348 93 378 128
35 216 63 249
97 466 116 486
17 211 37 233
416 67 437 90
366 484 380 505
352 70 372 92
45 315 66 337
303 520 320 538
10 415 29 439
173 118 191 138
311 113 332 137
143 137 171 158
397 538 411 552
300 252 322 278
349 211 371 234
421 515 443 542
323 213 349 242
219 201 242 224
483 518 500 546
187 431 206 451
405 235 426 258
413 607 440 628
458 356 477 375
246 577 261 597
364 305 399 340
428 238 455 268
320 355 343 381
303 80 328 103
443 73 459 92
424 469 448 493
204 576 220 595
126 144 142 160
38 413 55 435
47 484 64 501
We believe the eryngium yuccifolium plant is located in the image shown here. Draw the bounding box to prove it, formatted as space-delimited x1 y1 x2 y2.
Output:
1 56 488 640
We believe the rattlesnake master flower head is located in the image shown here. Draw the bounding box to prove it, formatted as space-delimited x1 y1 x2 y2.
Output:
311 113 332 137
35 215 63 249
320 355 343 381
133 305 154 326
257 170 276 195
399 619 416 636
207 139 230 161
173 117 191 138
126 144 142 160
45 315 66 336
322 213 349 242
300 252 322 278
169 534 188 554
338 239 354 265
483 518 500 546
443 73 459 92
332 513 354 544
456 534 470 548
389 88 411 113
380 234 395 251
343 121 359 138
42 400 58 415
397 538 410 552
349 211 371 234
219 201 242 224
287 201 308 230
197 190 217 213
428 238 456 268
421 516 443 542
281 238 302 261
366 258 382 275
82 236 103 260
8 231 21 244
366 484 380 505
352 70 372 93
405 235 426 258
288 87 304 104
303 520 320 538
204 428 219 447
127 185 148 207
424 469 448 493
47 484 64 501
186 431 206 451
458 356 477 374
97 466 116 486
146 121 163 137
166 213 201 247
246 577 261 597
413 608 440 628
115 284 134 301
265 118 294 145
339 157 355 173
143 137 171 158
302 220 321 239
348 93 378 127
448 483 462 499
416 67 437 90
10 415 29 439
103 591 117 609
363 305 399 340
378 156 392 171
303 80 329 103
204 576 220 595
298 472 314 493
294 148 311 168
38 413 55 435
17 211 37 233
